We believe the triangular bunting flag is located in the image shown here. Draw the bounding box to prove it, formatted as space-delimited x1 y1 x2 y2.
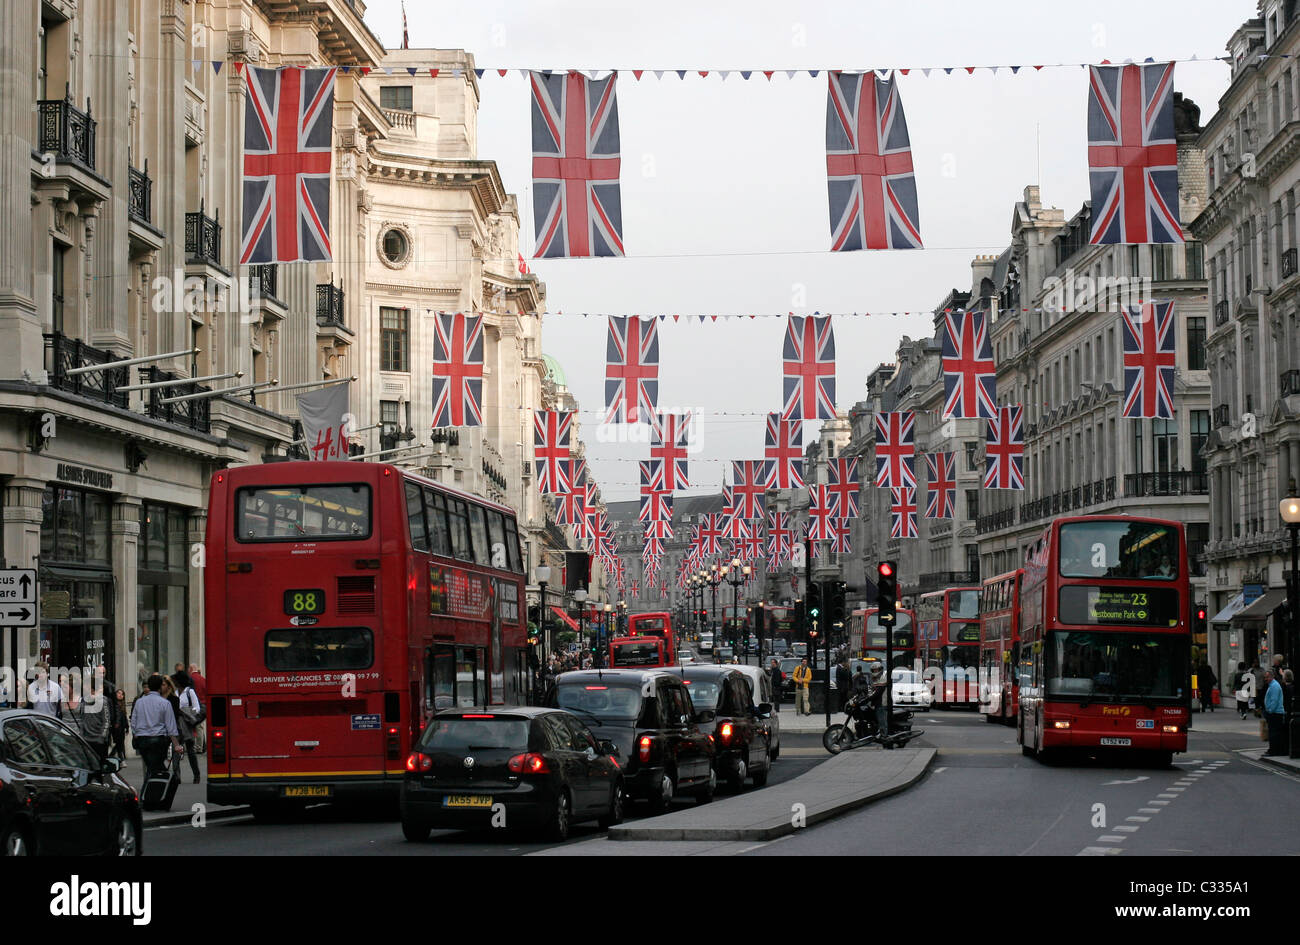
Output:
384 67 394 75
1011 65 1021 74
943 67 954 74
234 62 245 75
900 68 910 75
740 71 751 79
587 70 599 80
452 69 462 77
877 69 889 79
698 71 709 77
407 67 418 76
676 70 686 79
359 67 371 76
654 70 665 80
498 69 508 77
341 66 352 73
809 70 819 77
1034 65 1044 70
633 70 644 80
763 70 774 80
719 70 729 80
429 69 439 77
212 61 222 74
192 59 201 73
965 66 975 74
922 68 931 77
785 70 796 79
474 69 484 78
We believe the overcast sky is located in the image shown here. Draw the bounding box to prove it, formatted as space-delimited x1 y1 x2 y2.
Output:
363 0 1249 501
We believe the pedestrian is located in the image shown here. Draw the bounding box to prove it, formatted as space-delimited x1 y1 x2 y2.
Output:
835 658 851 710
111 688 128 761
26 662 62 717
768 658 783 713
130 673 184 781
793 658 812 715
1231 661 1249 718
1264 670 1288 756
188 663 208 751
164 675 202 784
1250 661 1265 717
59 674 84 734
78 665 119 764
1197 659 1217 713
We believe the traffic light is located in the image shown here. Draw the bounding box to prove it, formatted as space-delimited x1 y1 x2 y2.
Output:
1193 604 1207 637
828 580 847 626
806 582 823 621
877 561 898 626
793 598 805 626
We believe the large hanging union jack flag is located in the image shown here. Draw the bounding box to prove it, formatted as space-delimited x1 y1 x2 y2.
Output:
605 316 659 424
530 71 624 258
826 71 922 251
240 67 336 264
767 511 792 570
827 457 860 519
1086 62 1183 245
925 452 957 519
941 311 997 420
764 413 805 488
432 313 485 428
533 410 572 494
732 461 770 521
553 459 587 526
874 411 916 489
698 513 724 557
807 484 836 541
639 461 673 523
829 519 852 555
984 404 1026 490
890 488 918 539
741 526 766 561
782 315 837 421
1121 301 1177 419
651 412 691 490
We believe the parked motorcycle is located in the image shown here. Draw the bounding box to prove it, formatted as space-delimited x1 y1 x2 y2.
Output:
823 687 923 753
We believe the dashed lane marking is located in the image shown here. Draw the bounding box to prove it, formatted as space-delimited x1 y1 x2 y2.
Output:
1112 825 1139 833
1097 835 1127 843
1138 808 1162 814
1078 847 1124 856
1126 816 1151 822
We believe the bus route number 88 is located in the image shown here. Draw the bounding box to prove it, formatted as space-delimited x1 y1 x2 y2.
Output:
284 588 326 616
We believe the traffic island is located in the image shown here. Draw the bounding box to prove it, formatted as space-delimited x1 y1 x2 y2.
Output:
607 746 935 842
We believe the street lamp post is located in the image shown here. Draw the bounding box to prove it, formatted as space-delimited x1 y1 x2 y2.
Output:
535 565 551 704
710 564 725 643
725 557 748 661
574 587 588 663
1280 488 1300 757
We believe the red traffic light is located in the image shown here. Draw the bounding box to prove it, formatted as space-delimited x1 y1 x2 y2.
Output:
878 562 894 578
1197 608 1206 620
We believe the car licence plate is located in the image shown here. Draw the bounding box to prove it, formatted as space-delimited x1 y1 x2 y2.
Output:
443 795 493 808
282 785 332 798
1099 737 1132 746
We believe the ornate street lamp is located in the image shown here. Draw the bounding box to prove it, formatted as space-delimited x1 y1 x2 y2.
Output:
573 587 588 660
534 564 551 703
1280 488 1300 757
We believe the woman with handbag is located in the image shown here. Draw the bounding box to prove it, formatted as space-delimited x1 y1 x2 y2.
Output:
163 674 202 784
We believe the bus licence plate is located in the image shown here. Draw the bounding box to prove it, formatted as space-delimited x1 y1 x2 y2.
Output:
1099 737 1131 746
282 785 332 798
443 795 493 808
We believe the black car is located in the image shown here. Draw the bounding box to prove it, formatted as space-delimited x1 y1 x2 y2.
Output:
401 707 624 843
547 669 717 811
675 666 773 791
0 709 142 856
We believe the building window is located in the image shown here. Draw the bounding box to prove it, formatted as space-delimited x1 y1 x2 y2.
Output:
51 242 66 334
965 544 979 580
379 86 413 111
1132 421 1143 476
41 487 110 566
381 229 410 267
1189 410 1209 477
1127 245 1141 277
1151 244 1174 282
1187 316 1206 370
1152 418 1178 477
964 441 978 472
965 489 978 520
381 307 409 372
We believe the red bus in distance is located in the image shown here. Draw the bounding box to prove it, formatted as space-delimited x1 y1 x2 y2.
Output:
979 569 1023 725
626 612 675 664
916 587 981 709
848 607 918 671
204 461 527 812
609 635 666 668
1018 515 1191 765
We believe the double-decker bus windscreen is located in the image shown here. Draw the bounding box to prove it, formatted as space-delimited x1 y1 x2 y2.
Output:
1057 521 1181 580
236 485 371 541
949 590 980 619
1045 631 1189 701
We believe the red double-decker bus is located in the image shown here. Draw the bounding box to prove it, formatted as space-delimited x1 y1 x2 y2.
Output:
1018 515 1191 765
848 607 918 671
979 569 1022 725
916 587 982 709
203 461 527 812
625 612 676 664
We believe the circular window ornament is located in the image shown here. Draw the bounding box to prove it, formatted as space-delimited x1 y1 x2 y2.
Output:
378 225 412 269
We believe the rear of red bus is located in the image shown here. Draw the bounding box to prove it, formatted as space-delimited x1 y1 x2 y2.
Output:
609 636 666 668
626 612 675 664
939 589 982 709
979 570 1022 724
851 607 918 672
1019 516 1191 763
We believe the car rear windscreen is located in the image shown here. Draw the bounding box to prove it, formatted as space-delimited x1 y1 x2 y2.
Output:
555 683 643 719
418 718 530 752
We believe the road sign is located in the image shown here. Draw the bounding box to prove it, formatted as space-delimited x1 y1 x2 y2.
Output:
0 570 38 627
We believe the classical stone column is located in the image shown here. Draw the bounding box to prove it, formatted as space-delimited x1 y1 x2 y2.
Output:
187 509 206 668
111 497 141 695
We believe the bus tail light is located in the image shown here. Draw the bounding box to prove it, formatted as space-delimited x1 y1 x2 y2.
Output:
211 730 226 764
638 735 653 763
1162 724 1182 734
1051 720 1071 729
355 559 380 570
226 562 252 573
719 722 734 744
406 752 433 773
386 725 401 761
507 753 550 774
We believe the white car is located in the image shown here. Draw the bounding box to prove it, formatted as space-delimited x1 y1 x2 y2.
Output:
891 668 932 710
699 633 714 653
729 663 782 761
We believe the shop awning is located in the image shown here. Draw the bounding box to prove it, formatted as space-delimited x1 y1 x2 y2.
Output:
549 605 580 633
1232 589 1289 624
1210 592 1245 626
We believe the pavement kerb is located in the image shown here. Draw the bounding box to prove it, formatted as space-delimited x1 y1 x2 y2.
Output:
607 746 936 842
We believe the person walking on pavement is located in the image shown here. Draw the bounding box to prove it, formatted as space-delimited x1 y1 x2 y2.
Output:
768 659 783 713
1197 660 1217 713
793 658 812 715
165 674 202 784
130 674 184 781
111 688 128 761
188 663 208 752
1232 661 1250 718
835 658 851 710
1264 670 1288 756
26 663 62 717
78 664 120 765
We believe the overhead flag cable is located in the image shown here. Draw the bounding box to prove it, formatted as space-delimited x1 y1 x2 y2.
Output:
826 71 922 251
1086 61 1183 245
530 71 625 258
782 314 836 421
431 312 485 427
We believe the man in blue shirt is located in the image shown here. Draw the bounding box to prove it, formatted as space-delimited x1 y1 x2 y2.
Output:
130 674 184 779
1263 670 1288 756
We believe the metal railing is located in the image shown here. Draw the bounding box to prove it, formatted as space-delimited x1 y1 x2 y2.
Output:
37 89 96 171
430 428 460 446
316 281 345 327
1213 403 1231 428
137 366 211 433
128 161 151 225
43 332 127 408
248 264 279 304
1283 247 1298 280
1282 369 1300 397
1214 299 1229 326
1123 471 1210 497
185 202 221 266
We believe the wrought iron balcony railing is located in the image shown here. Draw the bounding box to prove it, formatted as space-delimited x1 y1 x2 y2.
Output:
248 264 280 305
1214 299 1229 326
185 201 221 266
1283 247 1298 280
137 366 211 433
1282 369 1300 397
316 281 345 327
128 161 152 225
37 88 96 171
43 332 127 408
1213 403 1231 428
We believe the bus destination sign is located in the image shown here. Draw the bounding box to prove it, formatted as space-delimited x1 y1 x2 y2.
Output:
1058 586 1180 627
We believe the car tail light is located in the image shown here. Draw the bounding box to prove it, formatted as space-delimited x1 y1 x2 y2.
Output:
405 752 433 773
211 730 226 764
507 753 550 774
638 735 652 763
719 722 734 744
386 725 401 761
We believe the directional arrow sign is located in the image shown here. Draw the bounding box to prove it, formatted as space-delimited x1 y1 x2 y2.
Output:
0 569 36 605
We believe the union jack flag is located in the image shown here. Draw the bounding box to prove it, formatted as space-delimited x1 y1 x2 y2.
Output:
924 452 957 519
575 483 600 541
240 67 336 264
764 413 805 488
1087 62 1183 245
644 517 673 541
732 461 770 520
807 484 836 541
660 582 669 600
941 311 997 420
698 513 724 557
533 410 572 494
984 404 1026 491
827 457 860 519
890 488 918 539
767 511 792 569
638 461 673 522
727 514 751 546
826 71 922 251
630 581 639 598
554 462 587 527
605 316 659 424
650 412 691 490
874 412 916 489
829 519 852 555
432 313 485 428
1121 301 1177 419
741 526 766 561
530 71 624 258
782 315 836 421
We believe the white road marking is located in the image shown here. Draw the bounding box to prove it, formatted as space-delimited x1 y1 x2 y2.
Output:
1166 787 1186 792
1112 825 1139 833
1097 835 1127 843
1147 800 1170 806
1078 846 1123 856
1138 808 1162 814
931 766 948 774
1156 793 1178 799
1103 776 1149 785
1126 816 1151 822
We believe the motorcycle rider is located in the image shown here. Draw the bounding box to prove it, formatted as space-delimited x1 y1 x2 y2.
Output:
866 663 888 737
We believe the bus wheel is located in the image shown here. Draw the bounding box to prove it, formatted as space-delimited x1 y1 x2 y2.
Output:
1150 751 1173 768
251 802 281 823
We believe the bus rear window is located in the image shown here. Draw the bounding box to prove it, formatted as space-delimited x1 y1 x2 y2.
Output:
236 485 371 542
265 627 374 671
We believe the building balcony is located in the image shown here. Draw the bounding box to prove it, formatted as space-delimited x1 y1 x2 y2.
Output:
1122 471 1210 498
37 89 97 172
1282 369 1300 398
316 281 345 328
127 161 152 226
136 366 211 434
383 108 416 133
43 332 127 408
1214 299 1229 326
248 264 282 306
1283 247 1298 281
1213 403 1231 428
184 203 221 267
